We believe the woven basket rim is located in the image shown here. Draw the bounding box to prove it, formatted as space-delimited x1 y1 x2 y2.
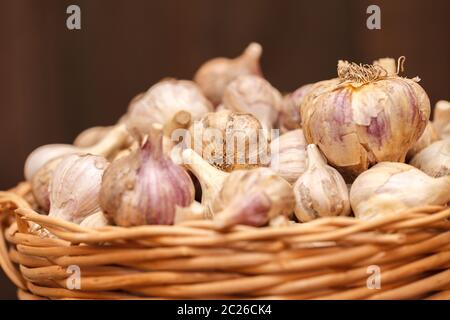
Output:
1 182 450 300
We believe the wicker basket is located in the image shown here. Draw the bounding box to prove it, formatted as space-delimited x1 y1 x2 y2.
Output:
1 182 450 300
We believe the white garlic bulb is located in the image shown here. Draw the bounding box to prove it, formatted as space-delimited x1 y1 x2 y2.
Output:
293 144 350 222
410 139 450 177
194 43 263 106
49 154 109 224
24 124 128 181
223 75 282 131
406 122 439 160
434 100 450 139
126 79 212 138
350 162 450 220
79 211 110 228
270 129 307 184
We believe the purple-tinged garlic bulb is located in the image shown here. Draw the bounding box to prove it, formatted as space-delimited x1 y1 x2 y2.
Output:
301 58 430 180
48 154 109 224
223 75 282 131
279 84 313 132
100 125 195 227
194 43 263 106
212 168 295 228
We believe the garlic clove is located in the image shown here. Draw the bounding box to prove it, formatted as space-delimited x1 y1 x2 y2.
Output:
24 123 129 181
212 167 295 227
410 139 450 177
373 57 397 76
406 121 439 160
49 154 109 224
433 100 450 139
174 201 208 224
270 129 307 184
181 148 229 216
214 191 272 228
74 126 113 148
194 42 263 106
293 144 350 222
24 144 78 182
279 84 313 132
223 74 282 131
350 162 450 220
79 211 110 228
31 156 66 213
100 124 195 227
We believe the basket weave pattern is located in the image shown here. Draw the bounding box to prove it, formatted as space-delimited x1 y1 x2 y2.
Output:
1 183 450 300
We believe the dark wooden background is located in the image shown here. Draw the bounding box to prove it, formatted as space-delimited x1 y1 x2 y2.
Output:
0 0 449 299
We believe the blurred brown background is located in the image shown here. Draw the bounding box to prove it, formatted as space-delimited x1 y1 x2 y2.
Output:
0 0 449 299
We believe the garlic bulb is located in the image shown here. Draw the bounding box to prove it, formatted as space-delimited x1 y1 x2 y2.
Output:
100 125 195 227
24 123 128 181
213 167 295 228
194 42 263 106
74 126 113 148
406 122 439 159
279 84 313 132
223 75 282 130
189 110 270 171
80 211 110 228
434 100 450 139
269 129 307 184
126 79 212 138
293 144 350 222
410 139 450 177
31 156 65 212
174 201 208 224
301 59 431 180
181 148 229 216
48 154 109 224
350 162 450 220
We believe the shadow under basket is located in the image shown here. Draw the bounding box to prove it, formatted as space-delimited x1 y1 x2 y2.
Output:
1 183 450 300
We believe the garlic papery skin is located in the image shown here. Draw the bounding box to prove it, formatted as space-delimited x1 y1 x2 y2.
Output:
74 126 113 148
350 162 450 220
126 79 212 138
181 148 229 217
189 110 270 172
48 154 109 224
410 139 450 177
31 156 66 212
24 123 129 181
406 122 439 160
293 144 350 222
80 211 110 228
269 129 307 184
100 125 195 227
301 59 431 180
212 167 295 228
279 84 313 132
223 75 282 131
194 42 263 106
174 201 208 224
434 100 450 139
373 57 397 76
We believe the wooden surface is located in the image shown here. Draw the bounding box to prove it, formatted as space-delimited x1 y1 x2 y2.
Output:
1 0 449 299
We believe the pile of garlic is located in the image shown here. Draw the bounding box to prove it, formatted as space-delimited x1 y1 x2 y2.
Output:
24 45 450 230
